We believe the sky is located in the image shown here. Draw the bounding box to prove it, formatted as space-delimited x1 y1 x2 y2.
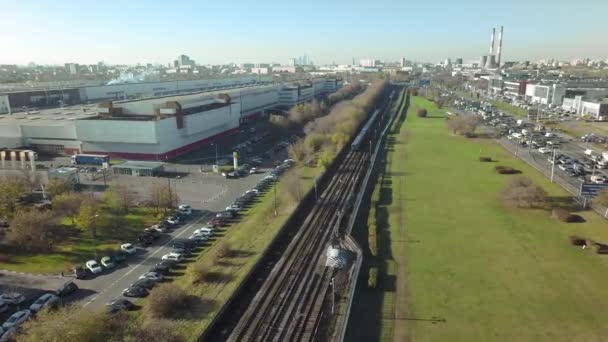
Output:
1 0 607 66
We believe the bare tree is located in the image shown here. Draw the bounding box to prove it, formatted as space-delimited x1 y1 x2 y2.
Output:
287 140 310 164
148 183 177 215
52 192 85 224
593 188 608 207
45 178 72 199
104 182 135 214
6 210 60 252
447 114 482 136
282 171 304 203
143 283 190 319
75 198 100 237
0 178 27 217
499 176 547 208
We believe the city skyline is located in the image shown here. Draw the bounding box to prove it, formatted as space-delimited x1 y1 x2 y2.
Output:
1 0 607 65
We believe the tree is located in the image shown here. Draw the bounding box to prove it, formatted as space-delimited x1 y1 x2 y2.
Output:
593 188 608 207
142 283 190 319
52 192 85 224
16 306 128 342
417 108 428 118
45 178 72 199
499 176 547 208
104 182 135 214
6 210 60 252
148 183 177 215
283 171 304 203
447 114 482 136
287 140 309 164
75 198 100 238
125 319 184 342
0 178 27 217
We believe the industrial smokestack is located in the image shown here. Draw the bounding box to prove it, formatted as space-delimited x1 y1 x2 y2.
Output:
490 28 495 55
497 25 504 66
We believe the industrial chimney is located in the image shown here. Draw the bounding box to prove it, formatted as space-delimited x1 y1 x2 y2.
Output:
490 27 495 55
497 26 504 66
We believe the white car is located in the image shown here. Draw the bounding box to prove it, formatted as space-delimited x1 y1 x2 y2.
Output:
152 225 169 233
194 227 214 236
189 233 209 242
86 260 102 274
249 167 258 174
591 175 607 184
139 272 164 282
161 253 183 262
538 147 551 154
166 216 180 225
29 293 59 312
245 189 259 195
121 243 137 255
177 205 192 215
2 310 31 330
0 293 25 305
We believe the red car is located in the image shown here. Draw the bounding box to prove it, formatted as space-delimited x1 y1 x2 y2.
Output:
207 218 226 227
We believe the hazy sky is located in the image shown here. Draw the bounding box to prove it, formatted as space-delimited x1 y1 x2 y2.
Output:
1 0 606 65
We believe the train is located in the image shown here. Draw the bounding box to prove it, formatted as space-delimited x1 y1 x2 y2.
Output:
350 90 395 151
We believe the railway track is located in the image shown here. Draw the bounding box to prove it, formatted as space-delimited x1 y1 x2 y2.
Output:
227 148 369 342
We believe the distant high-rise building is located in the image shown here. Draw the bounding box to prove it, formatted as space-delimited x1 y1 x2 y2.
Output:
444 58 452 66
455 58 463 65
360 59 377 67
175 54 195 68
289 58 296 66
400 57 406 67
64 63 79 75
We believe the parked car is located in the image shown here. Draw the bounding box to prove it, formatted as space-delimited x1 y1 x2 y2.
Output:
177 205 192 215
591 175 607 184
121 243 137 255
2 310 31 330
137 234 154 246
0 301 10 314
150 264 171 275
113 252 127 263
106 298 135 314
29 293 59 312
139 272 164 282
122 286 148 298
161 253 184 262
86 260 102 274
166 216 180 225
100 256 115 269
55 282 79 297
73 266 88 279
194 227 214 236
131 278 156 289
538 147 551 154
0 293 25 306
152 225 169 233
157 259 178 269
188 234 209 243
143 228 161 239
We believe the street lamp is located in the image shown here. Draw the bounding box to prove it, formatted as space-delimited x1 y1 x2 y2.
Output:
550 147 558 183
91 214 99 260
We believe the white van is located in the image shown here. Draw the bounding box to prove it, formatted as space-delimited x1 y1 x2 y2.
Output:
590 175 606 184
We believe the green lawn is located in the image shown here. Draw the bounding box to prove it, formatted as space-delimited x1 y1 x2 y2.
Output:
351 96 608 342
0 207 156 274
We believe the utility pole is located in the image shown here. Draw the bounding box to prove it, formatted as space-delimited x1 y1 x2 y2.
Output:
273 182 277 216
550 148 557 183
331 277 335 314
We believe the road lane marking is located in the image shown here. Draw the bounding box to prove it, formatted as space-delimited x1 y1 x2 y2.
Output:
81 213 210 307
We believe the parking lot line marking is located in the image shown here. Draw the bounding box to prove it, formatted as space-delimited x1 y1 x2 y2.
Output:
81 213 210 307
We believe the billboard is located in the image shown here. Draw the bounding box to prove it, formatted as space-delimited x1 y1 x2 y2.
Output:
0 95 10 114
580 183 608 197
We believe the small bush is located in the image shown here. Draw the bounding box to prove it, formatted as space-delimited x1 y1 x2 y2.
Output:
552 208 576 222
495 165 517 174
479 156 492 162
368 267 378 289
143 283 189 319
593 243 608 254
216 240 232 259
569 235 587 246
499 175 547 208
417 108 427 118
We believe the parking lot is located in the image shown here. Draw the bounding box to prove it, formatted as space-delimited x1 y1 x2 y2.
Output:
0 116 298 333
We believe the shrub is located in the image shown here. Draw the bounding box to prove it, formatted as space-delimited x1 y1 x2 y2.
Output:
552 208 575 222
479 156 492 162
0 253 11 263
142 283 189 319
216 240 232 259
189 260 216 284
569 235 587 246
494 165 517 174
499 176 547 208
417 108 427 118
368 267 378 289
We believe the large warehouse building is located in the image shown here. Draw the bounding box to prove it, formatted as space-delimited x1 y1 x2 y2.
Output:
0 77 343 160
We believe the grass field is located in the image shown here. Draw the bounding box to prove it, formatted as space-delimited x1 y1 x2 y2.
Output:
0 207 156 274
351 95 608 342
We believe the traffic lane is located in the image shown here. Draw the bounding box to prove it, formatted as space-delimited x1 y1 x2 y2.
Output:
77 212 212 309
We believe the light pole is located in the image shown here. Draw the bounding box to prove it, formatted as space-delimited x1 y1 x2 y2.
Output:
91 214 99 260
550 148 557 183
213 143 218 166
